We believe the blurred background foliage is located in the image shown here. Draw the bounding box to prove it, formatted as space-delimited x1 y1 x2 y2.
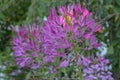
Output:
0 0 120 79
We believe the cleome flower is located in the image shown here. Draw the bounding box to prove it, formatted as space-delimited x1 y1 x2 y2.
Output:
13 23 43 69
13 4 102 70
41 3 102 67
81 56 114 80
13 4 114 79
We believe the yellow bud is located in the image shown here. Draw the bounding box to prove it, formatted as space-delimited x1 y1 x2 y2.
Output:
65 15 72 25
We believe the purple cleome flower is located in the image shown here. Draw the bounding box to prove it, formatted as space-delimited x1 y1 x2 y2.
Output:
13 4 113 80
59 60 69 68
43 3 102 51
13 4 102 69
81 56 114 80
13 23 43 69
41 4 102 67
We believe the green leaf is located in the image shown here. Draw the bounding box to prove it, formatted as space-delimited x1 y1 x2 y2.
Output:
85 40 90 46
116 29 120 38
115 0 120 6
25 72 31 80
0 12 5 19
100 0 103 4
104 5 113 10
114 6 120 13
108 46 114 54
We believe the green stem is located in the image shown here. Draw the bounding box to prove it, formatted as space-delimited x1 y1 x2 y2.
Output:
78 66 83 80
95 12 120 27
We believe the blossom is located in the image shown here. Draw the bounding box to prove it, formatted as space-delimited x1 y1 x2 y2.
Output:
12 4 114 80
49 66 57 74
13 4 102 70
77 56 82 66
40 4 102 67
42 3 102 56
13 23 43 69
82 56 114 80
59 60 69 68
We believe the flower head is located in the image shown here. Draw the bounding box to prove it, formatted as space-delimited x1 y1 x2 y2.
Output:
59 60 69 68
13 4 103 70
13 23 43 69
82 56 114 80
43 3 101 53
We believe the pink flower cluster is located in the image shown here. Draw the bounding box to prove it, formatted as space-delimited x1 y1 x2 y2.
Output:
13 4 102 68
80 56 114 80
45 4 102 51
13 4 113 80
13 24 43 69
41 4 102 68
